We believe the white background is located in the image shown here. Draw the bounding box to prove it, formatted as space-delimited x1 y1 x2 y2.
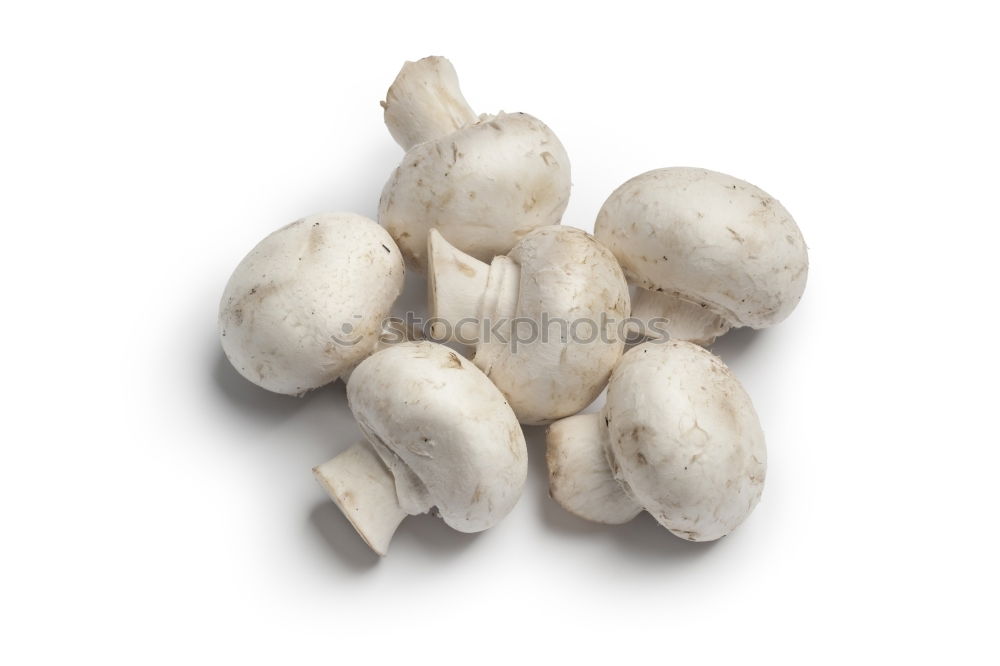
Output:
3 1 998 663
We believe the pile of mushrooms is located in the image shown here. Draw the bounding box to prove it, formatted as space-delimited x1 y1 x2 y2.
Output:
217 56 808 556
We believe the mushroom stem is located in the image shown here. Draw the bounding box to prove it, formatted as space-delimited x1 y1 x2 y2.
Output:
546 413 642 524
382 56 478 151
313 441 407 556
631 287 731 346
428 229 521 345
428 229 490 343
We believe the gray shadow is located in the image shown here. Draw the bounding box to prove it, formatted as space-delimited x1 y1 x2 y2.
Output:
309 501 380 571
303 139 401 222
309 498 481 565
391 511 483 556
610 513 719 560
709 326 762 365
392 271 428 319
211 347 320 424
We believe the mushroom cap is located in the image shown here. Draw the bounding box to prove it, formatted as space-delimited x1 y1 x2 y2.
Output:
603 340 766 541
476 226 630 425
218 213 404 395
379 111 570 270
347 341 527 533
595 167 808 329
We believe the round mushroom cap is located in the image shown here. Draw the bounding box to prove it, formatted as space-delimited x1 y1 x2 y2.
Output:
219 212 404 395
604 340 766 541
595 167 808 329
379 111 570 270
347 341 528 533
476 226 630 425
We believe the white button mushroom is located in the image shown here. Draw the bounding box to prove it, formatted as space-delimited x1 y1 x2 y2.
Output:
218 212 404 395
313 341 528 555
546 340 766 541
428 226 630 425
379 56 571 270
595 167 809 345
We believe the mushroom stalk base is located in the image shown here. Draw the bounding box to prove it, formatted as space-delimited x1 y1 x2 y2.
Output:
631 288 731 346
313 441 407 556
428 230 521 346
382 56 478 151
546 413 641 525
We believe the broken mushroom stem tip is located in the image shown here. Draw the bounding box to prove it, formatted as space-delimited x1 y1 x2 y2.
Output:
382 56 478 152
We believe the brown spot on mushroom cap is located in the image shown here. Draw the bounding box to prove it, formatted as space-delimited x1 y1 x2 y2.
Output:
307 225 324 254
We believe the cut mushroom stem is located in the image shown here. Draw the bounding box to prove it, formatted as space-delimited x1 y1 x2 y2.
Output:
546 413 642 524
382 56 477 152
631 288 731 346
427 228 520 345
313 442 407 556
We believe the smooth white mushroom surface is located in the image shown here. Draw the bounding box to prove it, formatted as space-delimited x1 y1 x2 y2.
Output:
428 225 630 426
218 212 404 396
313 341 528 556
546 340 767 542
595 167 808 345
379 56 571 270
